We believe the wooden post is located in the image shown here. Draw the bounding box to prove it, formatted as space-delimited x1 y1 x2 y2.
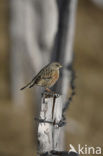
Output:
37 92 63 154
37 92 79 156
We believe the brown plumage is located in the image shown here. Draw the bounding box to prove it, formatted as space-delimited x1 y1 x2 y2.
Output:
20 62 62 91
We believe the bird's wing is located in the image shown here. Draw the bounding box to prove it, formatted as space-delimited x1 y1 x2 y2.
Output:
34 68 52 85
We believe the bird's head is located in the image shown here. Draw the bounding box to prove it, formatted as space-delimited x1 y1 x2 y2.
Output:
50 62 63 70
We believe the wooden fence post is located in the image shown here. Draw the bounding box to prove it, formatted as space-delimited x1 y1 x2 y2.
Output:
37 92 79 156
37 92 64 154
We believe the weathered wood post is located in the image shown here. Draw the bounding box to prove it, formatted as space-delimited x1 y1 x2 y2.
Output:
37 92 64 154
37 92 79 156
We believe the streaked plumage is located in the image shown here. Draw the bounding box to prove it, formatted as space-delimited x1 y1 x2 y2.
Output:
20 62 62 91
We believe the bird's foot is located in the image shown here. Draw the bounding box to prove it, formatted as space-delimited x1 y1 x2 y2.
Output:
43 88 60 98
45 88 52 92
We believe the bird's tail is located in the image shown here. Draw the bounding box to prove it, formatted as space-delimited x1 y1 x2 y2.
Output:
20 79 35 90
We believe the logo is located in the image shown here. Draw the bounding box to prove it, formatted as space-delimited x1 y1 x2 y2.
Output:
69 144 102 155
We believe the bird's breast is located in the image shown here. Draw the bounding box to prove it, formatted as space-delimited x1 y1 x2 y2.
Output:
52 70 59 80
49 70 59 87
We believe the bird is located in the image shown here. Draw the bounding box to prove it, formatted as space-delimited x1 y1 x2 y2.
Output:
20 62 62 91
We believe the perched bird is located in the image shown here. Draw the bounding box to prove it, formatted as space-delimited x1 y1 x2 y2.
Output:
20 62 62 91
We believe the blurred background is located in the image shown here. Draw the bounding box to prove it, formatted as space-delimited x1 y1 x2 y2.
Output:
0 0 103 156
